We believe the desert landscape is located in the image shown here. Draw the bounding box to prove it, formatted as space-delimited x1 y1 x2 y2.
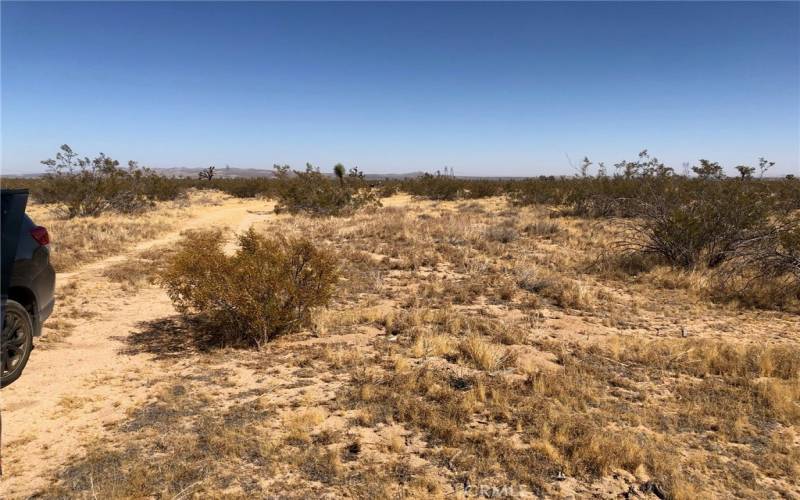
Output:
2 2 798 499
1 170 798 498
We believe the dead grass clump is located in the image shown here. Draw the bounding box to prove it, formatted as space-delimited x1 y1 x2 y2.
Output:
101 245 178 289
523 219 561 238
459 335 515 371
492 322 528 345
295 447 343 484
102 258 152 287
554 423 645 476
441 278 484 305
411 334 457 359
283 407 327 444
539 276 596 310
484 224 519 243
160 228 339 346
514 266 553 294
494 279 517 302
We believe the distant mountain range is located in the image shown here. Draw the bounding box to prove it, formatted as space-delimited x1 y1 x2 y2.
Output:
1 167 431 180
1 167 539 180
155 166 277 178
153 166 431 180
3 167 791 181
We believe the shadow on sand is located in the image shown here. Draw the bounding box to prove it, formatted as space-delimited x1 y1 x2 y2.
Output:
118 315 229 360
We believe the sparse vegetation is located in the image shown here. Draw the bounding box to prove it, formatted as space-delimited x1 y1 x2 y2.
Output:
6 153 800 499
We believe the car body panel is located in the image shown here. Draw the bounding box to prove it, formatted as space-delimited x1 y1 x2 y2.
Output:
8 214 55 336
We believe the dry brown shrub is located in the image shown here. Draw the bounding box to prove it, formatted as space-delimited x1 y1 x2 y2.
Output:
160 228 339 346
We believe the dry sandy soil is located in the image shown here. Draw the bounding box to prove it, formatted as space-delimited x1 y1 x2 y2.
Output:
1 193 798 499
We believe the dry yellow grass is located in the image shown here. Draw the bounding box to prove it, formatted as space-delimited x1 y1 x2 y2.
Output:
458 334 513 371
25 191 228 272
283 407 327 444
27 206 176 272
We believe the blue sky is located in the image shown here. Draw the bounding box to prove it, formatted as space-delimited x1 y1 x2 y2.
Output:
2 1 798 176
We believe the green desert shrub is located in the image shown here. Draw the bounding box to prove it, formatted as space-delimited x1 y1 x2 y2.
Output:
273 164 379 216
37 144 184 217
622 179 774 268
398 174 504 200
160 228 339 347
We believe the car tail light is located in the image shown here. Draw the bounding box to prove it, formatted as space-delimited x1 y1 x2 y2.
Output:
31 226 50 246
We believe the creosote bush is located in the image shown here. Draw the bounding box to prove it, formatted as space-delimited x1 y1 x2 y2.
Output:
272 164 380 216
714 214 800 309
37 144 183 218
623 179 774 268
395 173 505 200
160 228 339 346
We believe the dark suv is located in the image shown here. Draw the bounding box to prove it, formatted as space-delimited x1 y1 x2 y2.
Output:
1 189 55 388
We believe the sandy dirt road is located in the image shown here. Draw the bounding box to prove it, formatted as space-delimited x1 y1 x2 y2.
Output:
0 197 275 497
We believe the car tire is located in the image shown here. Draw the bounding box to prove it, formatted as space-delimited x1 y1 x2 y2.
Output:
1 300 34 388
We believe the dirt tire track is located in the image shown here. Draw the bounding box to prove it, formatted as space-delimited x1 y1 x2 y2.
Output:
0 197 274 498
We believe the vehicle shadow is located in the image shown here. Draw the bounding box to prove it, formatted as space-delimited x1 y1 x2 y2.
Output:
118 315 227 360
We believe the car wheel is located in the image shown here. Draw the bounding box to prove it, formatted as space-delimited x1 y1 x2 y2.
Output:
1 300 34 388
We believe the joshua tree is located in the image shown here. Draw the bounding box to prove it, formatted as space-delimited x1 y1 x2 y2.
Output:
758 157 775 178
735 165 755 180
333 163 346 188
579 156 592 177
199 165 216 181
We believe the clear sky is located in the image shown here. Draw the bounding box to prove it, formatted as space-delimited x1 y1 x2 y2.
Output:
2 1 798 176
